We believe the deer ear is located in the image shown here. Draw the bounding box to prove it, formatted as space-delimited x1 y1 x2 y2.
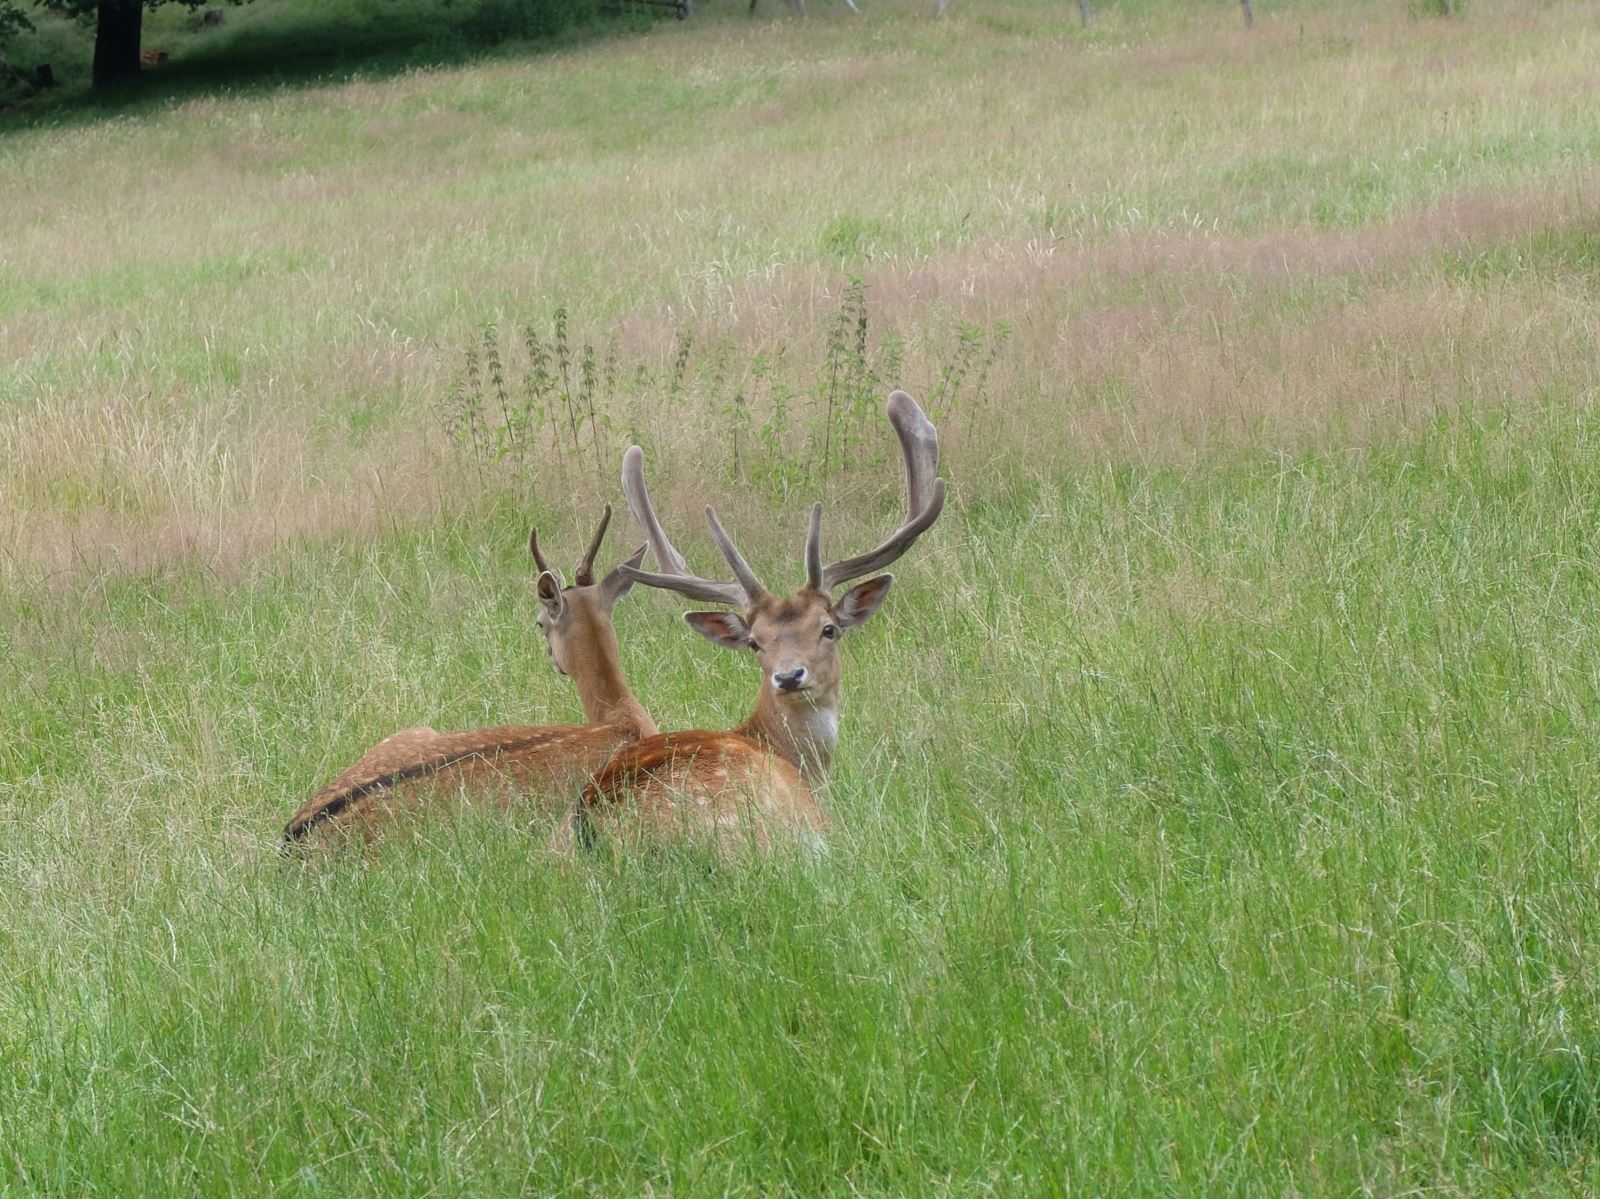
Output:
834 574 893 629
684 610 754 650
537 571 566 619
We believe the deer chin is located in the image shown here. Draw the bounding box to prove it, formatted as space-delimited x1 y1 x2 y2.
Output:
765 683 838 738
771 681 825 708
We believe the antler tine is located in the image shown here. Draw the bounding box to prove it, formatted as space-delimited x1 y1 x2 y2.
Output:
888 388 941 516
804 502 823 591
706 506 768 601
574 502 612 587
617 564 749 607
621 446 690 575
821 390 946 592
528 525 556 580
617 445 749 607
820 479 946 590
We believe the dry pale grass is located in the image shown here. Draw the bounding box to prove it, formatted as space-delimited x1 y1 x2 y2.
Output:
1 0 1597 583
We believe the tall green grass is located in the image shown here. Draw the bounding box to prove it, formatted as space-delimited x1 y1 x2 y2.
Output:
5 0 1600 1190
5 398 1600 1192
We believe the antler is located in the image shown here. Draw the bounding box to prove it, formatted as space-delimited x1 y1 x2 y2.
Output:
706 506 768 600
620 389 942 605
803 502 824 591
528 526 557 582
819 389 946 592
530 503 624 588
619 445 751 607
573 503 612 587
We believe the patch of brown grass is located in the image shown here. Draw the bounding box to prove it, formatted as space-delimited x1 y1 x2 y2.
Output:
2 0 1597 586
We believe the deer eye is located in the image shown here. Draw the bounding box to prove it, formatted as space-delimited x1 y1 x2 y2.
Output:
749 640 763 653
821 624 840 641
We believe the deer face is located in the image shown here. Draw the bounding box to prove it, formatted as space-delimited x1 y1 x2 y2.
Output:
530 504 643 677
683 578 893 702
535 561 642 677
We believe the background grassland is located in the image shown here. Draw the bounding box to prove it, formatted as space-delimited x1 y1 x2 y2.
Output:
4 0 1600 1192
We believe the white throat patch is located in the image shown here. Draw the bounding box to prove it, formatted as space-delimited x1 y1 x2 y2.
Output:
800 705 839 752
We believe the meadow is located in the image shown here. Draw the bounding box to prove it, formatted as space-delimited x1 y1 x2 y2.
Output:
4 0 1600 1191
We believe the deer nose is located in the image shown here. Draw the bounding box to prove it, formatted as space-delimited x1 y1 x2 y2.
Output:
772 665 809 692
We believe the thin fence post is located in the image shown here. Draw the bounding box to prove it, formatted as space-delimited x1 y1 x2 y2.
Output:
1240 0 1254 25
1078 0 1089 26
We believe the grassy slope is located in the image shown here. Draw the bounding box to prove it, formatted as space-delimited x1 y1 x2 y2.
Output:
4 0 1600 1192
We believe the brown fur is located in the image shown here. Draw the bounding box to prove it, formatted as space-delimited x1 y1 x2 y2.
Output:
282 514 655 847
546 591 858 857
285 721 644 845
553 729 827 856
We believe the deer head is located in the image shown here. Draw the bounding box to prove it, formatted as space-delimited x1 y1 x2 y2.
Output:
618 390 944 771
528 503 646 682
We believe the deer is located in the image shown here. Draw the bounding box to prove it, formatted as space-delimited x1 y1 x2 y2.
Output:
553 390 945 856
283 505 657 846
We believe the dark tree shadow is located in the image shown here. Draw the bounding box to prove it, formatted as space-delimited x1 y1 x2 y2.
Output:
2 1 672 132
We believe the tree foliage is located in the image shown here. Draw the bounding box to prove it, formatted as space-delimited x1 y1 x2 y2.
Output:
1 1 35 107
1 0 35 44
3 0 608 98
42 0 252 88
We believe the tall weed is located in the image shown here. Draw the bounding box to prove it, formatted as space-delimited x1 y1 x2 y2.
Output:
440 283 1009 503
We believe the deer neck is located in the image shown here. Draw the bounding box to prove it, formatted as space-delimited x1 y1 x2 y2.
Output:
571 623 657 737
740 684 839 781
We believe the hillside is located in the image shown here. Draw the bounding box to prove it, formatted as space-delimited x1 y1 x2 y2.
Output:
4 0 1600 1191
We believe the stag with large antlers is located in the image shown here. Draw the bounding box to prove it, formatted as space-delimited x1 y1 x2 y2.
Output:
553 390 945 856
283 507 657 846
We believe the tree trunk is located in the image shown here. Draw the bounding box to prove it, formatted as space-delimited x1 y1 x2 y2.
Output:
92 0 143 88
1078 0 1089 25
1240 0 1254 26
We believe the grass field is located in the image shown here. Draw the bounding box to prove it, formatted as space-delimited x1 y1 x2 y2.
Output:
5 0 1600 1191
